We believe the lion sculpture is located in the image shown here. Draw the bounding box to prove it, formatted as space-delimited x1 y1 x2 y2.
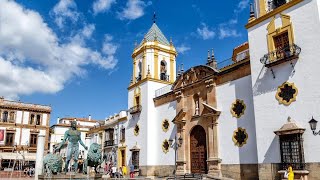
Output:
43 153 63 176
83 143 102 174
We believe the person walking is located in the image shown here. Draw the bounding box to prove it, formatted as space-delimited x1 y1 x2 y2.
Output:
287 165 294 180
129 163 134 178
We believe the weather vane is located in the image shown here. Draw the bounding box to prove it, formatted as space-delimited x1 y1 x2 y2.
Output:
153 12 157 23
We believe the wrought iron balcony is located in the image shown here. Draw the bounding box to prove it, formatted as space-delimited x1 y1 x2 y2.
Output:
260 44 301 68
104 140 114 147
129 105 142 114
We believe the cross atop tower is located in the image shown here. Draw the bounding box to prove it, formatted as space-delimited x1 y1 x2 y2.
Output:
153 12 157 23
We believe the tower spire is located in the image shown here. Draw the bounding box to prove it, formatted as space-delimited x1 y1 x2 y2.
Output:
153 12 157 24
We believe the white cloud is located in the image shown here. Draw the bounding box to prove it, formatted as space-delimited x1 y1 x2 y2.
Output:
50 0 79 29
176 44 191 54
118 0 152 20
219 27 241 39
0 0 117 99
92 0 116 15
235 0 250 13
102 35 118 56
197 23 215 40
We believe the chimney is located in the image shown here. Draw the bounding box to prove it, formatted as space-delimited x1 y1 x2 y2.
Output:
57 117 60 124
88 115 91 121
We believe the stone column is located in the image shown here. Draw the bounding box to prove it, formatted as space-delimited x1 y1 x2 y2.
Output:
176 126 186 175
35 135 45 180
207 120 221 177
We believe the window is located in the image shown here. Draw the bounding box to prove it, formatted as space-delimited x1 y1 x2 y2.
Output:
132 151 140 169
194 94 200 116
9 112 15 122
279 134 305 170
105 129 114 147
5 132 14 146
3 111 8 122
160 60 167 81
36 115 41 125
120 126 125 142
30 114 35 124
30 134 37 147
274 32 290 59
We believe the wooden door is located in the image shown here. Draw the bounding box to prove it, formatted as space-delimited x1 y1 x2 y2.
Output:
190 125 207 174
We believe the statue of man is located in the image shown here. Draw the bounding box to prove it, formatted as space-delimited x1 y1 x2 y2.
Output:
55 121 88 173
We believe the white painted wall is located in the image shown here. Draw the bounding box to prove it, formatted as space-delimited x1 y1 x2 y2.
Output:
216 75 258 164
21 128 30 145
23 111 29 124
154 100 177 165
16 111 22 124
248 0 320 163
15 128 20 145
42 114 48 126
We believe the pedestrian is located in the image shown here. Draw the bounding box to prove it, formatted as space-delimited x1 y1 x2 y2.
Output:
287 165 294 180
122 165 127 176
130 163 134 178
112 166 117 178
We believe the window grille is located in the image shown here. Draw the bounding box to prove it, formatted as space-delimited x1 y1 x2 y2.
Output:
279 133 305 170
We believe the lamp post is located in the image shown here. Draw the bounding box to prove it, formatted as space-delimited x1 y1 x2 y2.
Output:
169 135 183 179
309 116 320 135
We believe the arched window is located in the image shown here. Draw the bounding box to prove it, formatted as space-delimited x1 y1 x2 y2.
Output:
36 115 41 125
9 112 15 122
30 114 35 125
137 61 142 81
3 111 8 122
194 94 200 116
160 60 167 81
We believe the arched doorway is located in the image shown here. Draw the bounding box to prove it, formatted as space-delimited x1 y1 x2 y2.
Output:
190 125 207 174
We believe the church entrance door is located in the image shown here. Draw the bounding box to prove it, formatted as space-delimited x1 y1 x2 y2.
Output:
190 125 207 174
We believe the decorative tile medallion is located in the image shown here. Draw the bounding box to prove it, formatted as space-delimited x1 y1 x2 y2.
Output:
162 139 170 153
276 82 298 105
232 127 248 147
230 99 246 118
134 124 140 136
162 119 170 132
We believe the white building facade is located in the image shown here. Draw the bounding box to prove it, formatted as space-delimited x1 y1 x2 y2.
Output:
0 97 51 169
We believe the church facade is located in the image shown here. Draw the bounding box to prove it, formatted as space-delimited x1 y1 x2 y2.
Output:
86 0 320 179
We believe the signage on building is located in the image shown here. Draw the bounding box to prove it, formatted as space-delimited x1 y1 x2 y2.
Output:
0 128 6 145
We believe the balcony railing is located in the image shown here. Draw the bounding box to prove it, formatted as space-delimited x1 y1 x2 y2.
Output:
104 140 114 147
129 105 142 114
260 44 301 67
155 84 173 98
267 0 292 13
160 74 170 81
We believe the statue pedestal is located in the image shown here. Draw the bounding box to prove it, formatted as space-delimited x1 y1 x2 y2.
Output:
38 174 103 179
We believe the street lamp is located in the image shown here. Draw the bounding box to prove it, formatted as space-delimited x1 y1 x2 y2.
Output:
169 135 183 179
309 116 320 135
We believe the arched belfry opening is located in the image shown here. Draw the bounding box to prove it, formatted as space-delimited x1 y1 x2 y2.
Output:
190 125 207 174
160 60 167 81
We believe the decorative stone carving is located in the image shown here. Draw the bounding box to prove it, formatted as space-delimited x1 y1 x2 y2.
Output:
276 82 298 105
162 119 170 132
230 99 246 118
232 127 248 147
162 139 169 153
134 124 140 136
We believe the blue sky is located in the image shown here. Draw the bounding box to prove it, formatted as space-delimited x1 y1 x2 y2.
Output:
0 0 251 125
